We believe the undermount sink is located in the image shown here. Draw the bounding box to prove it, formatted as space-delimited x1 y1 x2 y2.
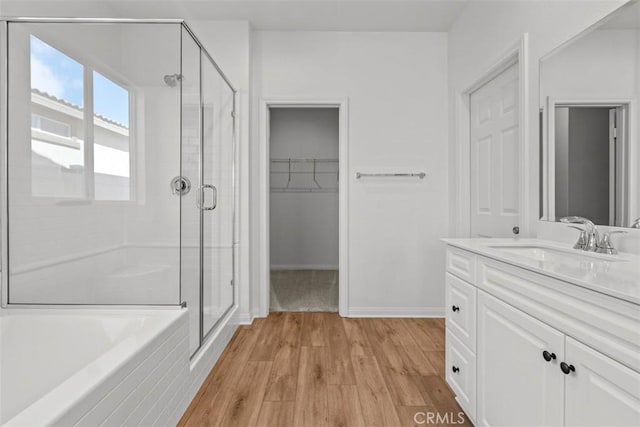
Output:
486 244 628 263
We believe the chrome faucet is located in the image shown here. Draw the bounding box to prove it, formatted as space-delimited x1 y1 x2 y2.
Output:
596 230 627 255
632 217 640 229
560 216 599 251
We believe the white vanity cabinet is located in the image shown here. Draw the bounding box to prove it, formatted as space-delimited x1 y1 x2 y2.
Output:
444 244 640 427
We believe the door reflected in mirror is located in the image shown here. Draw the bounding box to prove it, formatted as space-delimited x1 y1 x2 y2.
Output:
539 1 640 228
551 104 628 226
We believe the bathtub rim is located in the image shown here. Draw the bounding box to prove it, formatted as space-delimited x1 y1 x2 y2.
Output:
1 306 187 426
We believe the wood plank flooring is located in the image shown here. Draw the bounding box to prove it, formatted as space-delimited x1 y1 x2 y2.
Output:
179 313 471 427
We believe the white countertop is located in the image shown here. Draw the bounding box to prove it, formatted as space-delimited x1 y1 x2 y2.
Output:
442 238 640 305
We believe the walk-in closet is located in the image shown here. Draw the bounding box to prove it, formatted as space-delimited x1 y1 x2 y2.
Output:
269 108 339 311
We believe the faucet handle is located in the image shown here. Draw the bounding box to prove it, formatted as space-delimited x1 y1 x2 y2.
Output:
568 225 587 250
597 230 627 255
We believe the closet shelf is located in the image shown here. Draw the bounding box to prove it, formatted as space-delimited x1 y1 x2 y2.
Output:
271 171 336 175
271 158 338 163
270 157 339 193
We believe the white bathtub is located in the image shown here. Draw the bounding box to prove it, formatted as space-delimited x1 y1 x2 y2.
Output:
0 308 188 426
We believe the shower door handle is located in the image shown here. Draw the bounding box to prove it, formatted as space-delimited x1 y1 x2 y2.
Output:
197 184 217 211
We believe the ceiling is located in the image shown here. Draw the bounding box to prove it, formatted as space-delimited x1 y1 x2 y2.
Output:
0 0 470 32
599 0 639 30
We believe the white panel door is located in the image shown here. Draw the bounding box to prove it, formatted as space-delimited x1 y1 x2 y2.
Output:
470 64 520 237
564 337 640 427
477 290 564 427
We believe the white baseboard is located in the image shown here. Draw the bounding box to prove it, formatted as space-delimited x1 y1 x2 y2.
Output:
347 307 445 318
232 311 254 325
270 265 338 271
235 307 444 319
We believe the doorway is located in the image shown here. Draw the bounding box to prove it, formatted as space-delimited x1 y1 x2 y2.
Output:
545 101 631 226
259 100 349 317
456 35 528 239
269 108 339 312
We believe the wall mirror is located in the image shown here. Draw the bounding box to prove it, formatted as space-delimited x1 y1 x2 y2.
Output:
539 0 640 228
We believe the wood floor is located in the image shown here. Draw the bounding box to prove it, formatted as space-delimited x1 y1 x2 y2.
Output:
178 313 471 427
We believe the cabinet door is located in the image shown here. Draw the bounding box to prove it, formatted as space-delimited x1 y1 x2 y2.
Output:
565 337 640 427
477 290 564 427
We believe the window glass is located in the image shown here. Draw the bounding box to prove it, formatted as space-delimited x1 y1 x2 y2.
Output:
93 71 130 201
30 35 85 198
29 36 132 201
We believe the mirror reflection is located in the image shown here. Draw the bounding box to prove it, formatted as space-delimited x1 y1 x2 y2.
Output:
539 1 640 228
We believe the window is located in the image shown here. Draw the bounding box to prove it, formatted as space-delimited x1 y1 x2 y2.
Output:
30 35 132 201
93 71 131 201
32 114 71 138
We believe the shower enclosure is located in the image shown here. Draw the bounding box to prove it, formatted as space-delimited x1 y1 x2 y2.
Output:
1 19 236 356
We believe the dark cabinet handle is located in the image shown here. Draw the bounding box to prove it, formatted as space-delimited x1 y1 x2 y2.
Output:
560 362 575 375
452 305 460 312
542 351 556 362
452 366 460 373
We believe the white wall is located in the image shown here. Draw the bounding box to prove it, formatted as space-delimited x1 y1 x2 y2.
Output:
447 0 627 240
269 108 339 270
252 31 449 316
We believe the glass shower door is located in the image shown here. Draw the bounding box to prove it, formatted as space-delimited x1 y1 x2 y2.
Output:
181 27 235 356
201 56 235 340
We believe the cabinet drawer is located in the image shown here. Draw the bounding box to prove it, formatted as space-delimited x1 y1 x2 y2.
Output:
446 273 477 351
446 246 476 283
446 329 476 421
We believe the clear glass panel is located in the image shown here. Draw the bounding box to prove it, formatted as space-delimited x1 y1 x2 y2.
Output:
201 55 235 338
93 70 130 201
7 22 182 304
180 27 202 355
29 35 85 198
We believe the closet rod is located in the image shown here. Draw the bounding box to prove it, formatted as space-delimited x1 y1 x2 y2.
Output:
355 172 426 179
